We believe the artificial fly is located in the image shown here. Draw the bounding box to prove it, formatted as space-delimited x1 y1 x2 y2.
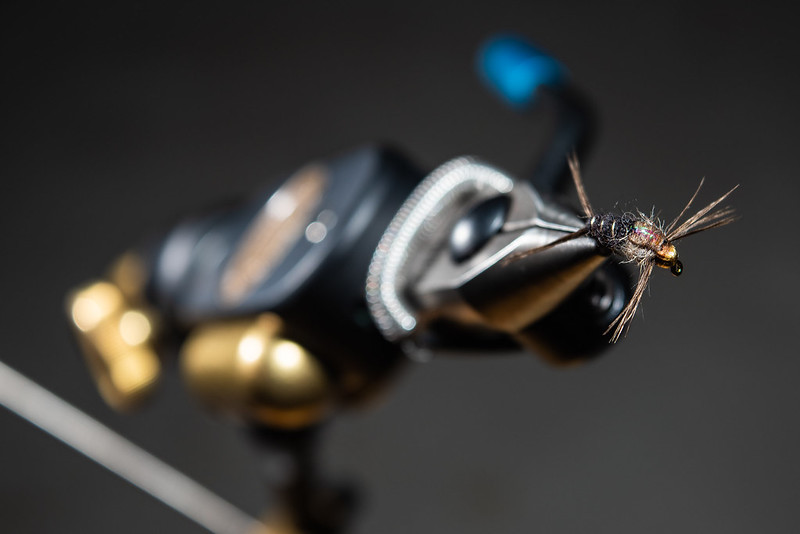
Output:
506 155 738 342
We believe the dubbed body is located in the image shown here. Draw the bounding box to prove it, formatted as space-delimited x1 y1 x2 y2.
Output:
588 213 682 276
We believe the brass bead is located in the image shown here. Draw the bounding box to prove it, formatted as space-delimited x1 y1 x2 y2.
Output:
66 281 161 411
181 314 332 429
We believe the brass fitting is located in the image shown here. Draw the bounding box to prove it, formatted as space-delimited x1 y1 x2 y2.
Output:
181 313 332 429
66 280 161 411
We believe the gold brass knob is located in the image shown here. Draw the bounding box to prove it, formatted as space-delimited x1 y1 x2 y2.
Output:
181 314 332 429
66 281 161 411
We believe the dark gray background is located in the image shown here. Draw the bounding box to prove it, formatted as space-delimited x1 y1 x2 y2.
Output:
2 2 799 533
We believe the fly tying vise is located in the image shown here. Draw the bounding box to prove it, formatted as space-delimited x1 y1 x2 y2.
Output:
505 155 738 342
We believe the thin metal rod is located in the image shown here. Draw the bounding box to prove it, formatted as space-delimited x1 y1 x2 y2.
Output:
0 360 270 534
502 217 581 234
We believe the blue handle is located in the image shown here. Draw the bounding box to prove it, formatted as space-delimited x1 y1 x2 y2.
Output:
478 35 567 109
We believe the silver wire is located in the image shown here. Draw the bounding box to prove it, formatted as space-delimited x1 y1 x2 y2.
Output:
0 360 270 534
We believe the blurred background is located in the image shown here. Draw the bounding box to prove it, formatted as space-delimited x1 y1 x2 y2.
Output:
2 2 799 533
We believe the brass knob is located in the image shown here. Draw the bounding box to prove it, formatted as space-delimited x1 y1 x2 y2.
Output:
181 314 332 429
66 281 161 411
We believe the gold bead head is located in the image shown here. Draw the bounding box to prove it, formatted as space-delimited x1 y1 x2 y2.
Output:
655 242 682 276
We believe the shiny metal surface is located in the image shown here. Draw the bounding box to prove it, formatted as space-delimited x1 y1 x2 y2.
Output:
415 178 604 332
181 314 332 429
366 157 514 341
65 281 161 411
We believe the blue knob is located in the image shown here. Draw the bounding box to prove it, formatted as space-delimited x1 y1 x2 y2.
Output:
478 35 567 109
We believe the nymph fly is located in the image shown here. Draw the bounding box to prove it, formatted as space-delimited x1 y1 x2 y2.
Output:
506 156 738 342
